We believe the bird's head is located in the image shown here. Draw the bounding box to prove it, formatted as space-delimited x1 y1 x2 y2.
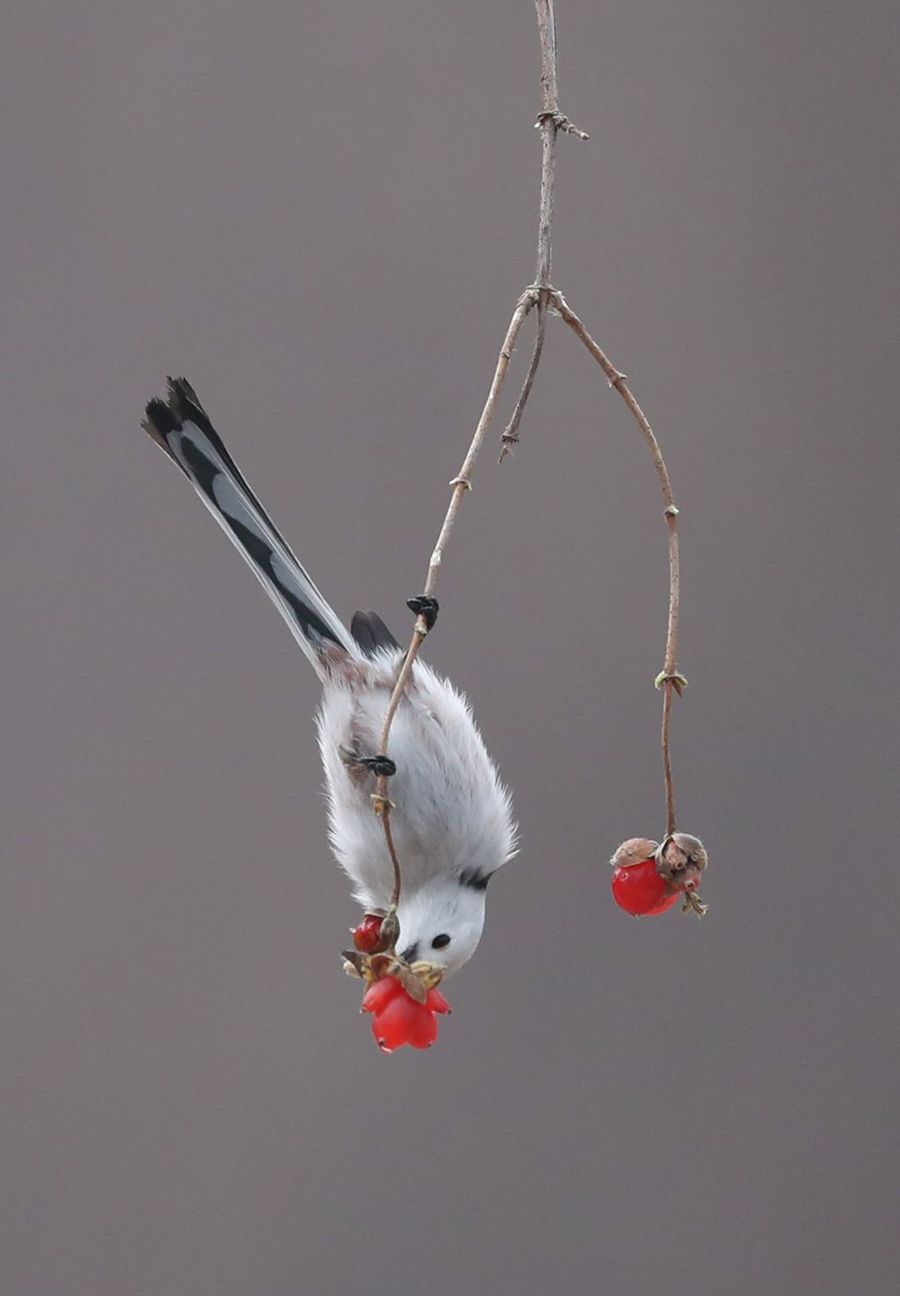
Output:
394 876 490 981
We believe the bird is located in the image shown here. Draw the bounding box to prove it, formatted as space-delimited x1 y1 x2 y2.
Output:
142 378 516 980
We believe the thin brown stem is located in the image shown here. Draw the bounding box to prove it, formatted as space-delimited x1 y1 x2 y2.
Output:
371 2 589 907
499 0 586 469
381 805 403 911
535 0 559 288
499 299 547 462
661 670 675 837
550 289 682 837
373 291 536 892
420 293 536 600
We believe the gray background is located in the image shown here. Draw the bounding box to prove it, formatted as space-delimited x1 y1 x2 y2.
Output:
2 2 898 1293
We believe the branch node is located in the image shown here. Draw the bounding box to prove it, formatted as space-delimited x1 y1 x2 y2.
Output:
664 504 680 517
534 109 590 140
654 671 688 697
498 432 519 464
498 294 548 463
370 793 395 818
449 475 471 491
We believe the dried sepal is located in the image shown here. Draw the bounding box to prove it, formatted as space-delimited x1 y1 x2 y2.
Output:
610 838 660 870
397 965 429 1004
682 890 708 917
342 950 367 978
379 908 401 951
655 833 708 887
408 961 444 991
656 832 709 918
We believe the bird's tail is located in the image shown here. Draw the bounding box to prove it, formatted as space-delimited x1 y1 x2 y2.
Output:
142 377 357 675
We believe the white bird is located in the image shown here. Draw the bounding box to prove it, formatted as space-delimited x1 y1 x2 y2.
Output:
143 379 516 979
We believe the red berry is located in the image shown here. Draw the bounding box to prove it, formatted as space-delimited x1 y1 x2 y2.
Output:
371 1019 397 1053
371 989 423 1051
361 975 403 1015
406 1006 439 1050
352 913 384 953
425 987 452 1015
611 858 679 916
365 979 449 1052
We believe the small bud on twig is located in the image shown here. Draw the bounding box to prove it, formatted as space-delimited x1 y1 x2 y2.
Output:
655 670 688 697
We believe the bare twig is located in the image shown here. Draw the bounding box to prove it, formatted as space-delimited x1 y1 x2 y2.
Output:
419 292 537 599
499 301 546 462
501 0 587 465
372 0 688 908
370 0 590 904
533 3 589 285
550 289 684 837
535 0 559 290
373 290 536 897
373 796 403 912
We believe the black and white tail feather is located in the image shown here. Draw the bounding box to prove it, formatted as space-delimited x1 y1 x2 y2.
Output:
143 378 516 979
143 379 355 673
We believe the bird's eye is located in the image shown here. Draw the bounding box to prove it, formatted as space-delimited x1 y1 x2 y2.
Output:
431 933 451 950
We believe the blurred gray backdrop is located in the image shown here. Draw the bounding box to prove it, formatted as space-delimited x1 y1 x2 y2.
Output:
2 2 898 1294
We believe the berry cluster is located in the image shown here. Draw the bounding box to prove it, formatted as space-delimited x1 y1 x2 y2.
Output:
362 976 451 1053
343 833 708 1055
610 834 708 917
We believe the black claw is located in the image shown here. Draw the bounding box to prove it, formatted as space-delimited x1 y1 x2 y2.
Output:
357 754 397 778
407 596 439 631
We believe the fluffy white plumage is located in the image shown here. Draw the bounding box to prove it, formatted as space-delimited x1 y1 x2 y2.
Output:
143 379 516 979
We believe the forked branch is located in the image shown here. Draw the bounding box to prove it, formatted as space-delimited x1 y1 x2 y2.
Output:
550 290 684 837
374 0 688 907
373 0 587 905
374 290 537 904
